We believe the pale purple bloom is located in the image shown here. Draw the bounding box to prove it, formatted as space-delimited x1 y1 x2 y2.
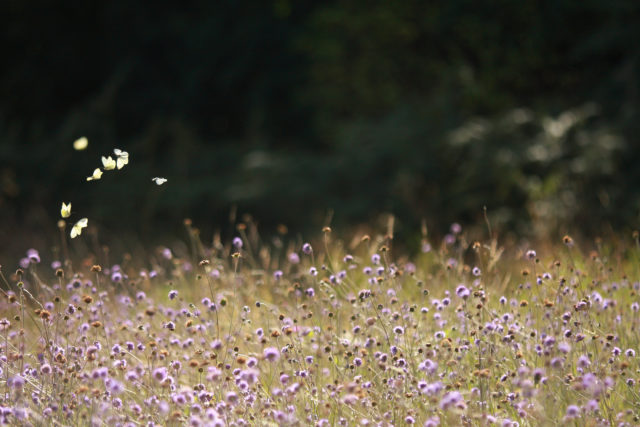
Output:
263 347 280 362
558 342 571 354
10 375 25 389
455 285 470 299
27 248 40 263
439 391 464 410
584 399 598 412
565 405 580 418
418 359 438 375
288 253 300 264
152 367 168 382
111 271 123 283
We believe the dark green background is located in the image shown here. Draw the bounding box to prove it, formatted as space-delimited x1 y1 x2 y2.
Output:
1 0 639 252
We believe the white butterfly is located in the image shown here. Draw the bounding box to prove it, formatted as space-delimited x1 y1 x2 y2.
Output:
70 218 88 239
73 137 88 151
86 168 103 181
60 202 72 218
152 177 168 185
114 148 129 169
101 156 116 170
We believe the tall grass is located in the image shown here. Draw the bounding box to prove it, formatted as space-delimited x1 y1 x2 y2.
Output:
1 220 639 426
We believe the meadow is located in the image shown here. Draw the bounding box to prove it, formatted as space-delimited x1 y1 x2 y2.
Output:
2 1 640 425
2 213 640 426
0 144 639 427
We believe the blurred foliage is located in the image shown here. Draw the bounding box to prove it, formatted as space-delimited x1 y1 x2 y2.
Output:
0 0 639 246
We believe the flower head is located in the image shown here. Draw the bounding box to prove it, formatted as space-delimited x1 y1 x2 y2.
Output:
456 285 470 299
263 347 280 362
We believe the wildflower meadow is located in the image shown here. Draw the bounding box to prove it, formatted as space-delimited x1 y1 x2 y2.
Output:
1 142 640 426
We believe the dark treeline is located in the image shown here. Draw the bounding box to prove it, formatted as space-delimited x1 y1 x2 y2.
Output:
1 0 639 248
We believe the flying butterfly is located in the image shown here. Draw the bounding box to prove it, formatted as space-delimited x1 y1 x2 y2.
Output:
70 218 88 239
102 156 116 170
73 137 88 151
152 177 168 185
86 168 103 181
114 148 129 169
60 202 72 218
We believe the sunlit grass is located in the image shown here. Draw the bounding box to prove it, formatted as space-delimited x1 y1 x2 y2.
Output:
1 221 640 426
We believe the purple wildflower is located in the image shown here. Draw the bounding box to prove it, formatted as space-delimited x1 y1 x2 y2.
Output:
565 405 580 418
288 252 300 264
263 347 280 362
455 285 470 299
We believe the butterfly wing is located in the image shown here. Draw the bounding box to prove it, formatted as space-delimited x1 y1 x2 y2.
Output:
117 156 128 169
